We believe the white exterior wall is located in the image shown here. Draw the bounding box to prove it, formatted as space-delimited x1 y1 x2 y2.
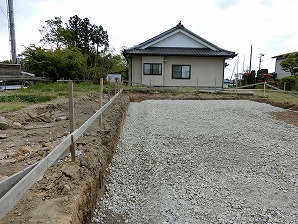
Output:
151 32 206 48
130 56 224 87
275 58 291 79
163 56 224 87
131 56 142 85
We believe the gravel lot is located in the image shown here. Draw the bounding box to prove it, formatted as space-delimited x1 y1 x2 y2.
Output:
95 100 298 224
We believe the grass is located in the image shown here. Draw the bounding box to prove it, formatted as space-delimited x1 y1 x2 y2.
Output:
254 90 298 105
0 102 27 112
0 82 104 112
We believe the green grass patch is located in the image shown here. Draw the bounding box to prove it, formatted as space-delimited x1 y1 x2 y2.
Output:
254 90 298 104
0 102 27 112
0 82 104 112
0 95 56 103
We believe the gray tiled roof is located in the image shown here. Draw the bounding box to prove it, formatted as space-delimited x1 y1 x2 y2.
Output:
123 22 237 59
272 51 297 59
124 47 236 58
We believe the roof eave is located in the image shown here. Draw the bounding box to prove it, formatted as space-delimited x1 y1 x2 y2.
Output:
123 52 237 59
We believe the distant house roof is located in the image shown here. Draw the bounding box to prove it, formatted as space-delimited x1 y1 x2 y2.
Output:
272 51 298 59
123 22 237 59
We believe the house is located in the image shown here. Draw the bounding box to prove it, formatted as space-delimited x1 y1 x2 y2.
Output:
123 22 237 88
106 74 122 83
272 53 294 79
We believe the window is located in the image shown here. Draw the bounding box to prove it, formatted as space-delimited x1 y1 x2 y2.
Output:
172 65 191 79
144 63 162 75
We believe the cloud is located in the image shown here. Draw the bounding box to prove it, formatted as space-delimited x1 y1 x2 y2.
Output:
215 0 240 9
260 0 274 7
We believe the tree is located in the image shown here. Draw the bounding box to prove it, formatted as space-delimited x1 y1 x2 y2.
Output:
32 16 117 80
20 45 85 80
39 17 70 49
256 69 268 82
242 70 255 85
90 24 109 55
280 52 298 76
39 15 109 56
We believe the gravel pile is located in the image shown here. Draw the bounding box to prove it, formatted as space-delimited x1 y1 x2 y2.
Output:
94 100 298 224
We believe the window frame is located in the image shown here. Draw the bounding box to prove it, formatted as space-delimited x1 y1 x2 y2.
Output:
143 63 162 75
172 64 191 79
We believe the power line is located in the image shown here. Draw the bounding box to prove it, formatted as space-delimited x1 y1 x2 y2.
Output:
0 4 8 20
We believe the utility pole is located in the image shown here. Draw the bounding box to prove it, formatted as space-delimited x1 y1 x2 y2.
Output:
258 53 264 71
249 44 252 72
7 0 17 64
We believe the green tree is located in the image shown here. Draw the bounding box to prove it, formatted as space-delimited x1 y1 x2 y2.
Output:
34 15 116 80
20 45 85 80
39 17 70 49
280 52 298 76
90 24 109 55
0 60 12 64
39 15 109 55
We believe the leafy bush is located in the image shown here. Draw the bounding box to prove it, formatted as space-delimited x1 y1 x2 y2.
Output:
280 76 298 91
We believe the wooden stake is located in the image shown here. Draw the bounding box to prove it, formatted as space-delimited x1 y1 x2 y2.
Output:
68 81 75 161
264 81 266 97
214 78 217 93
108 77 111 101
114 80 117 95
99 78 103 127
117 79 120 93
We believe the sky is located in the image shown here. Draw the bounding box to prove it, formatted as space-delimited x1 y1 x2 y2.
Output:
0 0 297 79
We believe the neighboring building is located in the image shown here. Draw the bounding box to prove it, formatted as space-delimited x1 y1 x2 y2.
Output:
0 63 39 90
123 22 237 88
272 53 293 79
0 63 21 77
106 74 122 83
223 79 230 88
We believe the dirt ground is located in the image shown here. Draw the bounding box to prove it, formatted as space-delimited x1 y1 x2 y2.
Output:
0 93 129 223
0 91 297 223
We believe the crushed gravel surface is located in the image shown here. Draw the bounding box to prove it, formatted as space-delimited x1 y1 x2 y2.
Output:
95 100 298 224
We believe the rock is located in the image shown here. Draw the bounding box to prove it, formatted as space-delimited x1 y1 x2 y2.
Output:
37 113 52 123
64 184 71 192
19 145 32 153
7 143 16 148
0 152 7 160
42 142 53 148
57 132 69 138
0 116 9 130
61 164 80 180
12 122 22 129
27 111 38 119
0 134 8 139
55 115 67 121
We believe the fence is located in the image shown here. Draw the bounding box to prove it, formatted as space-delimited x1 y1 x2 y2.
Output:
230 81 298 98
0 78 123 220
